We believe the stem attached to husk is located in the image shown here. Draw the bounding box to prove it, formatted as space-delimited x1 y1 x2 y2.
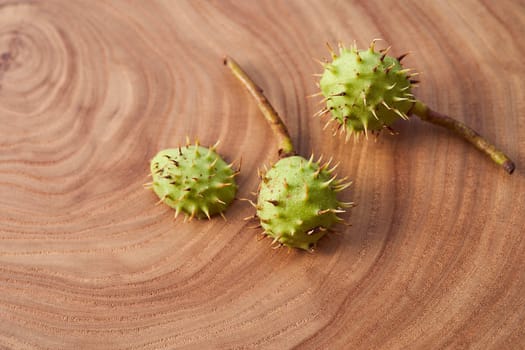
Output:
224 56 295 158
411 100 515 174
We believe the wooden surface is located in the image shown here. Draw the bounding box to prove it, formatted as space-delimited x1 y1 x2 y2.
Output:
0 1 524 349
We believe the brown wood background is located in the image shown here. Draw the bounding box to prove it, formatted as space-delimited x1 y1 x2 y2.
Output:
0 0 524 349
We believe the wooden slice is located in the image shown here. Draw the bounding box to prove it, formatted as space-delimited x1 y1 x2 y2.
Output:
0 1 523 348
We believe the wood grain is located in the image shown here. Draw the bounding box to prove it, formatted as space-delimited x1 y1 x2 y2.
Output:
0 0 524 348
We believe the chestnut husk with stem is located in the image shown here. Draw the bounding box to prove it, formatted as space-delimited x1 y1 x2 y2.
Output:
317 41 515 174
225 56 353 251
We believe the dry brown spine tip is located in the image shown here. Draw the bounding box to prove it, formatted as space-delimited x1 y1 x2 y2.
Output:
397 52 410 61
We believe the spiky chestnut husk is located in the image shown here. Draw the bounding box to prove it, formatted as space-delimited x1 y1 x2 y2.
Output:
148 143 237 220
224 56 354 251
256 156 351 250
318 42 415 138
317 41 515 174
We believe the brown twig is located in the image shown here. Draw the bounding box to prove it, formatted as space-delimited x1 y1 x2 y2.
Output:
224 56 295 158
411 100 515 174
